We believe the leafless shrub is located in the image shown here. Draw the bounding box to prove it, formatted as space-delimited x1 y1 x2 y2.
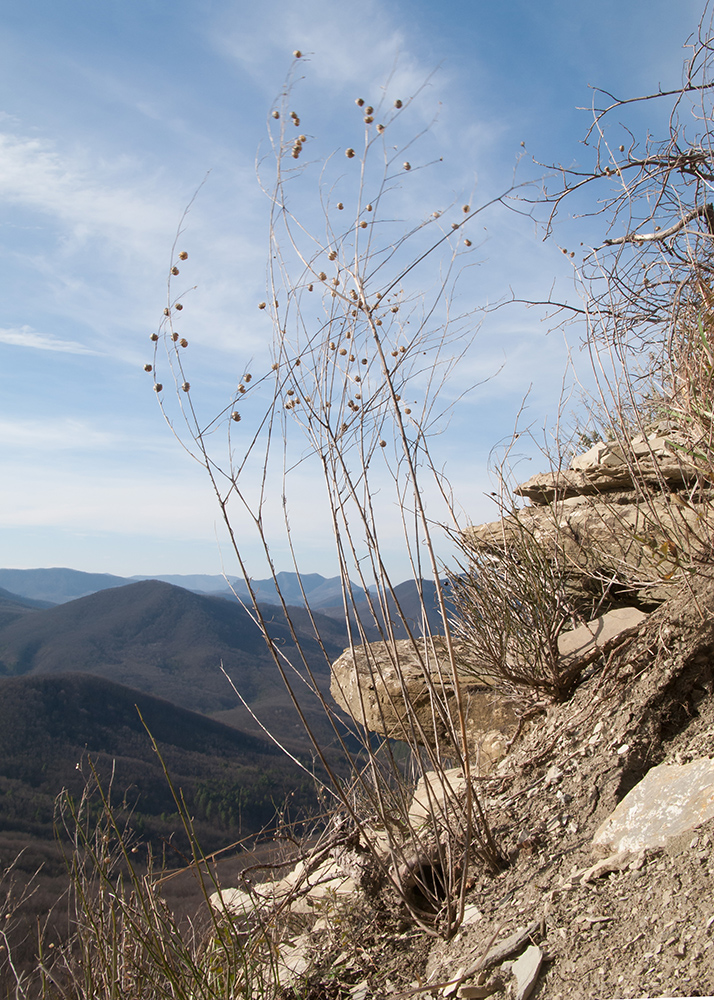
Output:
448 513 581 702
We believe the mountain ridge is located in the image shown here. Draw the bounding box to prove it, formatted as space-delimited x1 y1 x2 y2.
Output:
0 567 369 609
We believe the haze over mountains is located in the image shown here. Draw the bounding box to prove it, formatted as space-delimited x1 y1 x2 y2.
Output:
0 567 368 609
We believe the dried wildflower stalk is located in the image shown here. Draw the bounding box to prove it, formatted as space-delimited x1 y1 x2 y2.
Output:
150 62 527 937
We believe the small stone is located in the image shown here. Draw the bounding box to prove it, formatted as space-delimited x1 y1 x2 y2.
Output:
510 945 543 1000
462 903 483 924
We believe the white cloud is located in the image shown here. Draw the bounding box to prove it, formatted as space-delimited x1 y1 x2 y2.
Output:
0 130 176 255
0 325 99 355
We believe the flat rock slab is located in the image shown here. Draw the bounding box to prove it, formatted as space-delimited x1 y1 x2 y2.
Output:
558 607 648 666
594 757 714 852
510 944 543 1000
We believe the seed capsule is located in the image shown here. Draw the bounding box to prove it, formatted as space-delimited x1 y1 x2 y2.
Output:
231 411 241 421
154 383 163 392
345 148 355 158
144 364 153 372
337 202 344 210
171 267 179 275
150 333 159 342
318 272 327 281
328 251 337 260
293 49 302 58
179 251 188 260
464 239 472 247
272 110 280 119
379 440 386 447
258 302 266 309
180 338 188 348
403 162 411 171
181 382 190 392
175 303 183 311
394 99 403 108
356 98 364 107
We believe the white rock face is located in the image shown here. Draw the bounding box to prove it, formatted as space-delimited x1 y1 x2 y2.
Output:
594 757 714 852
209 856 357 918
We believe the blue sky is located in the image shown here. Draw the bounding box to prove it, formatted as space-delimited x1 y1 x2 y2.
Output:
0 0 706 580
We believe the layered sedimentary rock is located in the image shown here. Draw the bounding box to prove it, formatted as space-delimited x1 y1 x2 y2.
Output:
467 421 714 608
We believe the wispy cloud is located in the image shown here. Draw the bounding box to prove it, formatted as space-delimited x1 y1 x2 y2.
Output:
0 325 99 355
0 130 176 256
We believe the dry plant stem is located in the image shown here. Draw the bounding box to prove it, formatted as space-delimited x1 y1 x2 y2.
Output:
152 66 515 936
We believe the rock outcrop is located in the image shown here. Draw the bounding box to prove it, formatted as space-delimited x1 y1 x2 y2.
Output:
466 421 714 609
329 638 519 770
329 608 647 766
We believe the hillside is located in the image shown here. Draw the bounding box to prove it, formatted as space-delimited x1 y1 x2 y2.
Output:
0 671 316 849
0 580 350 747
0 588 54 629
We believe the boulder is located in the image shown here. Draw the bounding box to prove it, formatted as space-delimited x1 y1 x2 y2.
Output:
329 638 519 768
593 757 714 852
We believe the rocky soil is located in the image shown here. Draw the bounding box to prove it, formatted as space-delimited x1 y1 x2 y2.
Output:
252 576 714 1000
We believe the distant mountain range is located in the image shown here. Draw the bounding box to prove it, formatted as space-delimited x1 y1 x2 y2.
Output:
0 579 350 748
0 566 451 877
0 567 368 609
